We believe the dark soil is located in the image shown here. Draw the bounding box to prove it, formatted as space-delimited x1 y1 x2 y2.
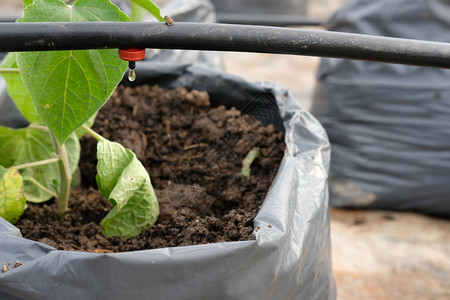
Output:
16 85 285 252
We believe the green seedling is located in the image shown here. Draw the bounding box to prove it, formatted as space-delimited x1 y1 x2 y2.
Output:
0 0 164 237
241 147 259 177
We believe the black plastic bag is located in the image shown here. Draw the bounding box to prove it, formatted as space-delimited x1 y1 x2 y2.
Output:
312 0 450 216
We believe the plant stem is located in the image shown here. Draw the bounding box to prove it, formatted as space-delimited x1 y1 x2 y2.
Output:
50 134 72 219
0 68 19 74
57 144 72 218
28 124 50 131
28 177 59 199
81 124 103 141
15 157 59 170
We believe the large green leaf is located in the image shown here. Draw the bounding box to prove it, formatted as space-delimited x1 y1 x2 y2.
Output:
96 139 159 237
0 126 80 203
130 0 165 22
0 166 26 224
0 52 99 132
0 53 40 123
16 0 129 144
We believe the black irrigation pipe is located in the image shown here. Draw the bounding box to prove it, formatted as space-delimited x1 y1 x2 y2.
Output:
215 13 326 27
1 22 450 68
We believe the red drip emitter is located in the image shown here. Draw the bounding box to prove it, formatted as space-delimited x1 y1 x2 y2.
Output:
118 48 146 81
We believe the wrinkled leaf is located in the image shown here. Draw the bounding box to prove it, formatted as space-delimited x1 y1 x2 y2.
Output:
0 166 26 224
241 147 259 177
96 139 159 237
0 53 40 123
16 0 129 144
0 126 80 203
130 0 165 22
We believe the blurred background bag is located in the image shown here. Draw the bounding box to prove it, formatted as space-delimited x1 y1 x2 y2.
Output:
312 0 450 217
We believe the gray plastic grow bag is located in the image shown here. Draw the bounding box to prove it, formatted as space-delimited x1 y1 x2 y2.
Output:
210 0 308 15
312 0 450 216
0 63 334 299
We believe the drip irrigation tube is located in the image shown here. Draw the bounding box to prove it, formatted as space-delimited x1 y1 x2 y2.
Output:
0 22 450 68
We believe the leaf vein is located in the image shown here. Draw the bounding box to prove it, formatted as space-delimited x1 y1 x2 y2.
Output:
70 54 93 118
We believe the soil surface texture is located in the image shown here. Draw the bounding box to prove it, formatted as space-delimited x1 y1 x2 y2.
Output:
16 85 285 252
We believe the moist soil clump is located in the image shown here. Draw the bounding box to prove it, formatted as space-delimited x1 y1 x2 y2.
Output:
16 85 285 252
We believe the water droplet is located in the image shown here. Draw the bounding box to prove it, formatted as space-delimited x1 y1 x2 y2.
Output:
128 69 136 82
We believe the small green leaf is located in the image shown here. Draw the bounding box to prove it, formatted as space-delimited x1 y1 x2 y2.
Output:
130 0 165 22
0 53 40 123
16 0 129 144
96 139 159 237
241 147 259 177
130 2 147 22
22 0 33 7
0 126 80 203
0 166 26 224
